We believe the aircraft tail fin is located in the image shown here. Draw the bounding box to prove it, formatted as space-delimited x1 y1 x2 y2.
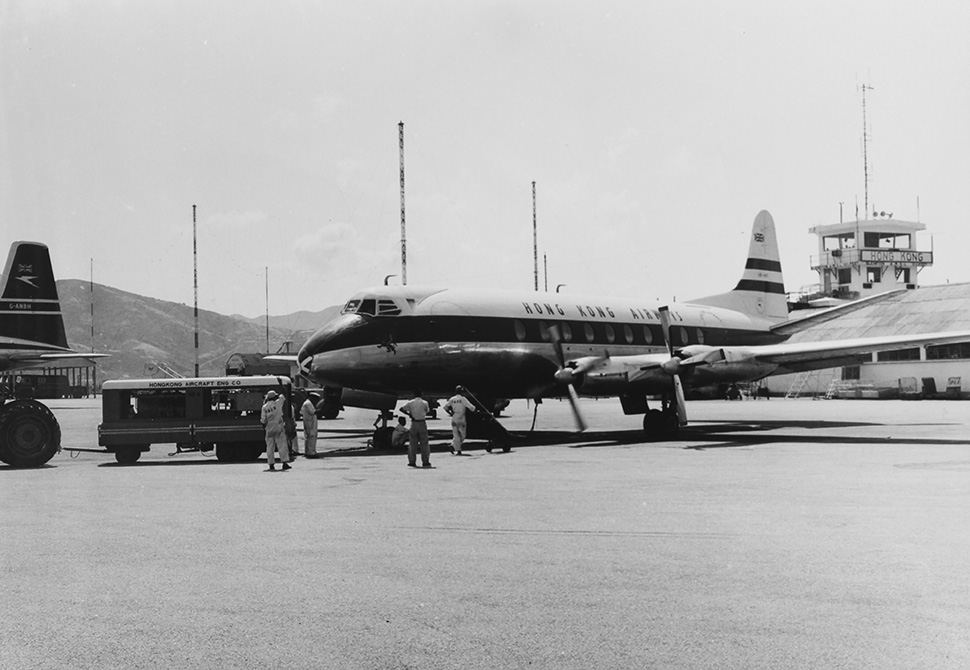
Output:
689 210 789 323
0 242 70 350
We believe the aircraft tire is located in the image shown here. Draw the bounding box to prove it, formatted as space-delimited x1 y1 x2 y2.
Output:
0 400 61 468
320 402 341 420
115 447 142 464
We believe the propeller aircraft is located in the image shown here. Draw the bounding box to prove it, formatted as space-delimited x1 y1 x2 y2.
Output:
293 211 970 439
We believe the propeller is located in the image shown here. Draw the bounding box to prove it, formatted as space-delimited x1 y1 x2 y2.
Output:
548 325 590 432
658 306 688 426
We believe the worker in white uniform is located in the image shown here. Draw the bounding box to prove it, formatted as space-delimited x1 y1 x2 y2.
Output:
444 385 475 455
401 390 431 468
301 392 319 459
260 390 291 471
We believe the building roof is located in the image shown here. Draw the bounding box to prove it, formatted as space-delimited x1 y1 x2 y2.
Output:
786 283 970 343
808 219 926 236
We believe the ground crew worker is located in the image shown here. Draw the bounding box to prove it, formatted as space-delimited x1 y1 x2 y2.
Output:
401 390 431 468
301 392 319 458
444 385 475 455
390 416 409 450
260 390 291 471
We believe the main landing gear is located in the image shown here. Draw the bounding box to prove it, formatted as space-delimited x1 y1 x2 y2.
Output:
0 399 61 468
640 394 682 441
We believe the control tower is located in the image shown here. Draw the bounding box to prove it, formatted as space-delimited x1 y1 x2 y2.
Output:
808 215 933 300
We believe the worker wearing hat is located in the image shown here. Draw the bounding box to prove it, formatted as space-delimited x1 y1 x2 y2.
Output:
444 385 475 455
260 389 291 471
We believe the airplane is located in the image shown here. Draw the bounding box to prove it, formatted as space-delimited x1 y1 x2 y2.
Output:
0 241 107 467
292 210 970 440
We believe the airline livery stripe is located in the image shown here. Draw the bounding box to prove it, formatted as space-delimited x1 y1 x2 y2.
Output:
733 280 786 294
744 258 783 272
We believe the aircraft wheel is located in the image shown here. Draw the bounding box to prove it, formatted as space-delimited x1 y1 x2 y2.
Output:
320 402 341 420
0 400 61 468
115 447 142 464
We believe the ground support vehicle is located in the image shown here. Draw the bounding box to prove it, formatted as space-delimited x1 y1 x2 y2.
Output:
98 376 292 464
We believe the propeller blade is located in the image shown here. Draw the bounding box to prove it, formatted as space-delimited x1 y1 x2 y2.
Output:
659 305 688 426
658 305 675 357
671 374 688 426
566 383 588 432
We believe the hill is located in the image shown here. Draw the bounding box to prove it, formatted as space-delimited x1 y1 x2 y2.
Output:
56 279 337 381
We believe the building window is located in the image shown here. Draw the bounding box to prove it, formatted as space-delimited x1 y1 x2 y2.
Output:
866 267 881 283
927 342 970 360
877 347 920 362
895 267 911 283
837 268 852 285
842 366 860 381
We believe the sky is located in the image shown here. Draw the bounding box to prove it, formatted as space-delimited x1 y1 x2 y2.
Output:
3 1 969 318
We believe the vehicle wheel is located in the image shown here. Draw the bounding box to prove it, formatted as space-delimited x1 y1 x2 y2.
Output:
215 443 237 462
115 447 141 464
241 441 264 461
0 400 61 468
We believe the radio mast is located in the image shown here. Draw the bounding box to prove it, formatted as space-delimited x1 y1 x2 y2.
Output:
192 204 199 377
861 83 874 220
399 122 407 285
532 181 538 291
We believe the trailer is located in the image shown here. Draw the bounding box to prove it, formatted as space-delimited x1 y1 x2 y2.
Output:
98 375 292 464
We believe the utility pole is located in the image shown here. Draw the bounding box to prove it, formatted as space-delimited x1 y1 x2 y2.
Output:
192 204 199 377
532 181 538 291
399 122 407 285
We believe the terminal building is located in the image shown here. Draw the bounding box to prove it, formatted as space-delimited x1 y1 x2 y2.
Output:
764 215 970 399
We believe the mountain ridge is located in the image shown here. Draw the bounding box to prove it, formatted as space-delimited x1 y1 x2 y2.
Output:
56 279 339 381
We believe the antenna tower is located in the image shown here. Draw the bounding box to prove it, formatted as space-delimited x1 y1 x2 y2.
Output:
399 122 407 285
861 83 874 219
192 204 199 377
532 181 538 291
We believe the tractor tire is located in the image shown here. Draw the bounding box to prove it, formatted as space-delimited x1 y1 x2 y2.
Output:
0 400 62 468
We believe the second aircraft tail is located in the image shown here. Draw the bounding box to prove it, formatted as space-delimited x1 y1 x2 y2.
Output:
0 241 70 350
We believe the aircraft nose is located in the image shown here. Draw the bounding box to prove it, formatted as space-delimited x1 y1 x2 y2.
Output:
298 313 369 381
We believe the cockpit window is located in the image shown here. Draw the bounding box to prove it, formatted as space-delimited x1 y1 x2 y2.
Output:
340 297 401 317
376 299 401 316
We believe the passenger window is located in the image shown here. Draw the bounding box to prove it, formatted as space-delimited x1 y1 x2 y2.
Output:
560 323 573 342
696 328 705 344
676 326 689 345
514 320 527 342
605 324 615 344
623 325 634 344
538 321 551 342
643 325 653 345
583 323 595 343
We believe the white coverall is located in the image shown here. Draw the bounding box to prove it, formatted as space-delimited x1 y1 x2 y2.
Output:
445 394 475 454
260 397 289 466
301 398 318 457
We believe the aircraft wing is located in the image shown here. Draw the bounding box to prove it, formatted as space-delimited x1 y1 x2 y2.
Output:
741 329 970 374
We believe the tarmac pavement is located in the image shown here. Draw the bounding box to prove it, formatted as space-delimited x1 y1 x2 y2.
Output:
2 397 969 669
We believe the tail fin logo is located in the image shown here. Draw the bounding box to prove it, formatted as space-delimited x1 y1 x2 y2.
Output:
753 232 764 243
16 264 40 289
